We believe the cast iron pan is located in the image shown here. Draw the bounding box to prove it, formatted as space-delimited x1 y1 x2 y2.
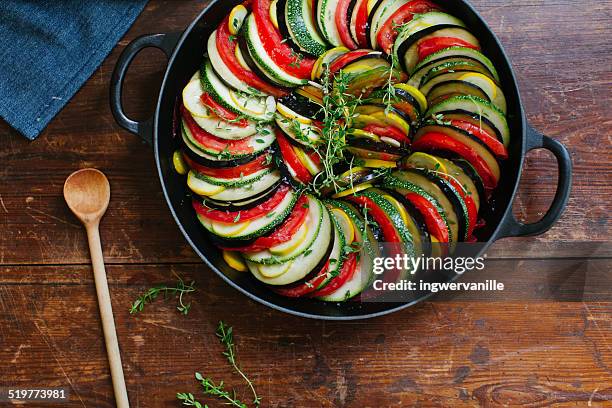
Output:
110 0 572 319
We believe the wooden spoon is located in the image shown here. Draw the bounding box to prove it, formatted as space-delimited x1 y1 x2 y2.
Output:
64 168 130 408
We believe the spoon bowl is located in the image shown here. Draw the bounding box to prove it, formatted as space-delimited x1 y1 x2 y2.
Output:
64 168 111 225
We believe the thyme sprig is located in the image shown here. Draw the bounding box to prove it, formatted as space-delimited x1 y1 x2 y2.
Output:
310 64 363 194
383 53 402 115
216 322 261 407
129 275 196 315
176 392 207 408
176 322 260 408
194 374 248 408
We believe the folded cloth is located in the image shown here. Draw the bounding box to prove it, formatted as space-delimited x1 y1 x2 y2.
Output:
0 0 148 140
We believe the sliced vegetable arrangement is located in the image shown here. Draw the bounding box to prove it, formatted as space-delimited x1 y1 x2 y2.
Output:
173 0 511 302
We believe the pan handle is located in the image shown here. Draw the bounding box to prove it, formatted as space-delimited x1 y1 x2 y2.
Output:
110 32 181 144
496 124 572 238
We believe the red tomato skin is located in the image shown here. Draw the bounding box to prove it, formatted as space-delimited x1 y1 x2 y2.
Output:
182 105 252 153
376 0 439 53
309 253 358 297
273 262 331 298
336 0 359 49
215 13 287 97
353 0 370 48
183 153 271 179
417 37 479 61
275 129 313 184
199 93 248 127
222 194 310 252
362 124 410 145
252 0 315 78
404 192 449 243
193 184 291 223
448 120 508 159
411 132 498 190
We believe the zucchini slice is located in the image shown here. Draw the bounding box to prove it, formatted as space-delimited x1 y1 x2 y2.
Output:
249 199 334 285
367 0 408 49
181 119 274 157
283 0 328 56
243 13 308 87
393 12 471 72
200 60 276 122
275 115 322 146
243 195 325 264
190 114 260 140
425 95 510 147
194 169 282 202
317 0 343 46
412 46 499 81
191 167 275 188
317 201 378 300
208 30 262 96
198 184 297 240
385 170 456 244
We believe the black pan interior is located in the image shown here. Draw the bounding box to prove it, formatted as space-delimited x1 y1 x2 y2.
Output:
153 0 526 319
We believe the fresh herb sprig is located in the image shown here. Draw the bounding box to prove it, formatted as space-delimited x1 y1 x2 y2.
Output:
216 322 261 407
129 275 196 315
176 392 207 408
177 322 260 408
310 64 363 194
383 53 402 115
194 374 248 408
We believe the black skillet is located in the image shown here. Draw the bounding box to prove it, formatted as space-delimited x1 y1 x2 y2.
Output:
110 0 572 320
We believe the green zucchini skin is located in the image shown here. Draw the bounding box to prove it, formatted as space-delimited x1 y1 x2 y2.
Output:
201 189 300 244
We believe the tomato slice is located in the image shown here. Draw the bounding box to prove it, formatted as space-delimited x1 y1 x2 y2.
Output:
411 132 498 190
336 0 358 49
183 153 271 179
215 14 287 97
417 37 479 61
273 261 331 297
353 0 370 48
448 120 508 159
376 0 439 53
309 253 358 297
226 194 311 252
345 195 404 283
329 49 372 74
252 0 315 78
307 149 322 166
442 176 477 238
199 93 249 127
404 193 449 243
347 196 402 243
194 184 291 223
362 124 410 145
182 106 253 154
275 129 313 184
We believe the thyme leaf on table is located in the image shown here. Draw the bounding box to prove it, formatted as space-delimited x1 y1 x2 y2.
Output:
129 275 196 315
194 374 248 408
216 322 261 407
176 321 261 407
176 392 207 408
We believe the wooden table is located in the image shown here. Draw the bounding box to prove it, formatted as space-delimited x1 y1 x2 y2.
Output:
1 1 610 406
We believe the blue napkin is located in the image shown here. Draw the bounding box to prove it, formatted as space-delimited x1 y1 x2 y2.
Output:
0 0 148 140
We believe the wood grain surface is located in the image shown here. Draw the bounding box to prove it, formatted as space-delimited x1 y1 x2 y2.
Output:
0 0 610 407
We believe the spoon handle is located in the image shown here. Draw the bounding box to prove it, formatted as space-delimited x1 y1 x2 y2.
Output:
86 223 130 408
